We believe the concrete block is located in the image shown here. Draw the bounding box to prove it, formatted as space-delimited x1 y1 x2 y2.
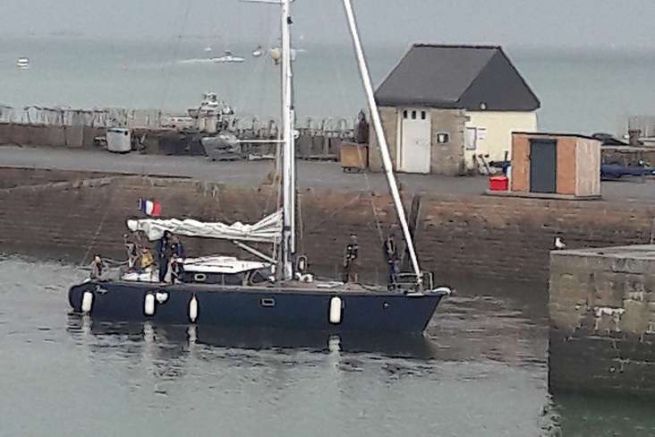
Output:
550 306 587 332
589 272 630 308
610 257 649 274
621 299 650 335
593 306 625 333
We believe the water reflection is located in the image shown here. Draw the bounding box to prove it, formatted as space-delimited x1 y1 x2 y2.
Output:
545 393 655 437
0 257 591 435
67 315 192 382
67 314 440 363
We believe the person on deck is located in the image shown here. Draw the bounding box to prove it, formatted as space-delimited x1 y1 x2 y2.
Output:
382 233 400 290
124 233 139 271
170 235 185 259
170 235 186 282
156 231 173 283
139 247 155 272
342 234 359 284
90 255 107 281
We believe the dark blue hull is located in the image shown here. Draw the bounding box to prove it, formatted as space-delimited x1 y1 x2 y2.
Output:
68 281 445 333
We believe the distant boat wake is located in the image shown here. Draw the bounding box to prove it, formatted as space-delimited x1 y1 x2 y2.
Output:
177 58 217 65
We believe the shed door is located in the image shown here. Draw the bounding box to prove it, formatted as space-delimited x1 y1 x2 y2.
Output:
399 109 431 173
530 139 557 193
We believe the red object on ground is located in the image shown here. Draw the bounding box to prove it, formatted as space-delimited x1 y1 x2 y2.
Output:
489 176 509 191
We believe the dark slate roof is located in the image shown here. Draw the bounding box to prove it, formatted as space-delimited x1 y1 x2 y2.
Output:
374 44 540 111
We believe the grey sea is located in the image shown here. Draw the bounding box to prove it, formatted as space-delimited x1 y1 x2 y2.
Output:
1 256 655 436
2 36 655 134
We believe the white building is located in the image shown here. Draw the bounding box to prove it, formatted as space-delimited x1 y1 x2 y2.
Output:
370 44 540 175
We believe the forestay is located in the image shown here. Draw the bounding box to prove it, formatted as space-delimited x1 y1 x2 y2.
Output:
127 210 282 243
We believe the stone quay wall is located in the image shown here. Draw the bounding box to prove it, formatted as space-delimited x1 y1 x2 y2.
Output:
0 123 352 160
0 123 105 149
2 168 655 286
549 247 655 397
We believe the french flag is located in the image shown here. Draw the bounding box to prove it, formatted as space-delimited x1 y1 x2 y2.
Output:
138 198 161 217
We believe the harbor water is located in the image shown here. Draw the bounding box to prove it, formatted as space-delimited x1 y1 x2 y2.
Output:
2 256 655 436
1 37 655 134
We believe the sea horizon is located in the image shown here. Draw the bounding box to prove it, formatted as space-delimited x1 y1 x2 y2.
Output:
1 35 655 135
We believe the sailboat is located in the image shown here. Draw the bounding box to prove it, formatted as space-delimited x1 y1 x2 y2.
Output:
68 0 451 334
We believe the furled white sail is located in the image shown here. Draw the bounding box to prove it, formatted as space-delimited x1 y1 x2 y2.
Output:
126 210 282 243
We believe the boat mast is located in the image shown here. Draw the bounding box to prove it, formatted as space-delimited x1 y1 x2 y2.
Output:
280 0 296 280
342 0 423 287
241 0 295 281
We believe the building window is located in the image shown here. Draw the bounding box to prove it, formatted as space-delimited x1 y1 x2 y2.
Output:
437 133 449 144
403 110 408 119
411 110 416 119
466 127 477 150
421 111 426 120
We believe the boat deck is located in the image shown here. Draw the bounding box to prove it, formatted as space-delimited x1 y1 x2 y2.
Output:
111 278 393 295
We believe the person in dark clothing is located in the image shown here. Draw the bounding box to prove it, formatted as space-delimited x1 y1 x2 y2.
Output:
170 235 185 259
355 110 369 145
342 234 359 283
382 233 400 289
170 235 186 282
156 231 173 282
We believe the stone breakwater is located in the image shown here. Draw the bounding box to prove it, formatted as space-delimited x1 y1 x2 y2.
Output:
550 246 655 397
1 168 655 286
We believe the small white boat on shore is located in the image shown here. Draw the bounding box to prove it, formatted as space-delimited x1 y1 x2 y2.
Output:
211 50 245 63
16 57 30 70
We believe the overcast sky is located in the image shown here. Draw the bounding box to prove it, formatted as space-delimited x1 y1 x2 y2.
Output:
2 0 655 49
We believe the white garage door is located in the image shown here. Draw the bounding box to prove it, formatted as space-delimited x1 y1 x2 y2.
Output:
399 108 431 173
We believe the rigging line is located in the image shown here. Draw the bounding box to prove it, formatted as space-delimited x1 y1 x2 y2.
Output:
361 171 386 244
262 15 283 262
297 188 304 254
240 6 273 118
79 187 114 267
316 1 383 245
258 7 280 122
158 0 193 112
342 0 422 285
316 0 350 118
308 193 366 231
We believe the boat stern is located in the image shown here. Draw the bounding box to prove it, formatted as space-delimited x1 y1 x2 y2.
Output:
68 281 96 312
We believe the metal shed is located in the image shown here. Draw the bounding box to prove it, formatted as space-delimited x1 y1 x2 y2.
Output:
511 132 601 199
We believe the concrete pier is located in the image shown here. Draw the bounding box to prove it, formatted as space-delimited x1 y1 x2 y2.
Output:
549 246 655 397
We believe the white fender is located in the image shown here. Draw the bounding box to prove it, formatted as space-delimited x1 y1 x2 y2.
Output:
329 296 342 324
187 325 197 343
433 287 453 296
144 293 156 316
155 292 169 304
81 291 94 313
328 335 341 352
189 296 198 323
